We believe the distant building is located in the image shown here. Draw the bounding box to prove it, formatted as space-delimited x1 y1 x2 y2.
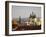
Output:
28 12 41 25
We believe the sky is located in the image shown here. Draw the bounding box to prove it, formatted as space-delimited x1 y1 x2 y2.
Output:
12 5 41 19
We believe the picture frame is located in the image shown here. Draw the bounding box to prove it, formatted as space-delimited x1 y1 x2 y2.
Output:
5 1 45 36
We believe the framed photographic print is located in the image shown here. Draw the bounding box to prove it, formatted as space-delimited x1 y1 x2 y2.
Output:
5 1 45 36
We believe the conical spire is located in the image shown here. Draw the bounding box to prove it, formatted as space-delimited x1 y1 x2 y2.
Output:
29 12 36 19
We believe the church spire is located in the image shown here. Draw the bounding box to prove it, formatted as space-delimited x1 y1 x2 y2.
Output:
29 12 36 19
